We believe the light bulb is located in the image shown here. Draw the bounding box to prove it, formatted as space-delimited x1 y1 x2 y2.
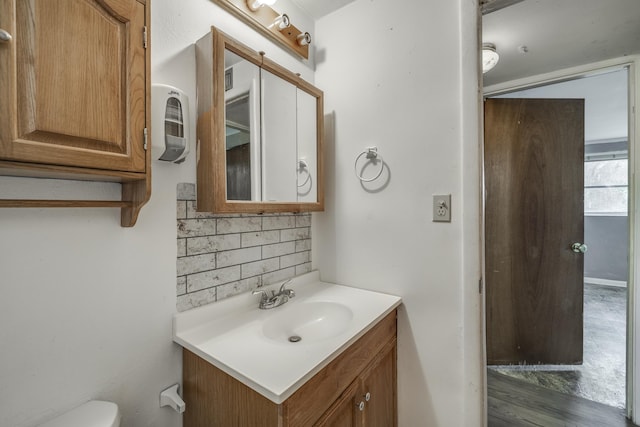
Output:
482 43 499 73
247 0 277 11
296 32 311 46
271 14 290 30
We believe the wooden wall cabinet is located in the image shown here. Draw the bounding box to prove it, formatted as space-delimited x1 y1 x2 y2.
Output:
183 311 397 427
0 0 151 227
195 27 324 214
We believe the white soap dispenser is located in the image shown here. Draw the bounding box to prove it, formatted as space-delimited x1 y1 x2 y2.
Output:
151 84 190 163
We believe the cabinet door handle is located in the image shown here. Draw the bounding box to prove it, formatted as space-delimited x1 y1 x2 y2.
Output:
357 401 365 411
0 29 11 42
364 392 371 402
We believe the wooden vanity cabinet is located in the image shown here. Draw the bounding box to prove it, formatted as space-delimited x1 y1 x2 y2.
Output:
315 340 396 427
183 310 397 427
0 0 151 226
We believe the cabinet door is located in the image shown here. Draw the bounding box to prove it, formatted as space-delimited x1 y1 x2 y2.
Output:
361 344 396 427
314 380 362 427
0 0 147 173
261 68 297 202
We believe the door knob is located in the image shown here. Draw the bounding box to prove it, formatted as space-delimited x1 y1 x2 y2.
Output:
571 243 588 253
0 29 12 42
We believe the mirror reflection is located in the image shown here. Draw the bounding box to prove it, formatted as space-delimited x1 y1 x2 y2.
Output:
223 49 319 203
224 51 260 201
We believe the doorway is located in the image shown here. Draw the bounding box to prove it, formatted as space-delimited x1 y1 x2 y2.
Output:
484 68 630 412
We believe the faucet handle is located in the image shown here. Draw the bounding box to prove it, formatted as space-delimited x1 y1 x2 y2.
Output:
252 289 269 301
278 279 293 293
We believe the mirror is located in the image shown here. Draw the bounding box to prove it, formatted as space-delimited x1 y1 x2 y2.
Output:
195 27 324 213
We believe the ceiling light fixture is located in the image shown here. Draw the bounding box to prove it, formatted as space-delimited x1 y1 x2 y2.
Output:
246 0 277 11
482 43 499 74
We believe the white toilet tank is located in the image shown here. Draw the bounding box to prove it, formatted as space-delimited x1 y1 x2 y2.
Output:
39 400 121 427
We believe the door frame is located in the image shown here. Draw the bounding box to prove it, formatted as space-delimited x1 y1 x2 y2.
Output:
482 55 639 421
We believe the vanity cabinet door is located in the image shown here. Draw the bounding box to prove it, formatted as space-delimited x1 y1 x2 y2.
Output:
313 341 397 427
0 0 148 173
314 381 362 427
361 343 397 427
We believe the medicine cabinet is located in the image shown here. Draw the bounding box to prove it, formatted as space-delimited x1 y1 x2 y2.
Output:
195 26 324 213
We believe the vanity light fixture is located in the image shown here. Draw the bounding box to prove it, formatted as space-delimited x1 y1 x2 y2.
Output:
482 43 500 73
212 0 311 59
246 0 277 11
271 14 291 31
296 32 311 46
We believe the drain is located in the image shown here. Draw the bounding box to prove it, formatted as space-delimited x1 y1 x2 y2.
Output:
288 335 302 343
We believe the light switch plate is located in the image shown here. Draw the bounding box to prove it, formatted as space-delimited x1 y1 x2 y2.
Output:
433 194 451 222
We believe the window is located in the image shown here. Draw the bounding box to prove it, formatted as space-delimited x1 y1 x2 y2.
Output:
584 158 628 215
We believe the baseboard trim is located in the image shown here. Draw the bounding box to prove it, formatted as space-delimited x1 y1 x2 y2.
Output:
584 277 628 288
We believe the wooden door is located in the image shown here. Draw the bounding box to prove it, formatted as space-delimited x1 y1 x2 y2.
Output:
485 98 585 365
0 0 147 173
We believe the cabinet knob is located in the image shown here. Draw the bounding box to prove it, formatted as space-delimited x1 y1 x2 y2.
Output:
357 401 365 411
0 29 11 42
364 392 371 402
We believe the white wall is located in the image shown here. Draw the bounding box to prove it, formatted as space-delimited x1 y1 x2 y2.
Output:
313 0 483 426
0 1 314 426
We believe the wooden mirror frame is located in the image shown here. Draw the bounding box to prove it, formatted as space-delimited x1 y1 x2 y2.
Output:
195 26 324 214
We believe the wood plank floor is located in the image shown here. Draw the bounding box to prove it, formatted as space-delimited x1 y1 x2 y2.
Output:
488 370 637 427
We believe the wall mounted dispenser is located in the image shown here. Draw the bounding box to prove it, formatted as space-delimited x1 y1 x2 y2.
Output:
151 84 190 163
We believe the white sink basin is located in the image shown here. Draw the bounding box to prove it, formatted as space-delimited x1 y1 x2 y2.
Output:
173 271 402 403
262 301 353 343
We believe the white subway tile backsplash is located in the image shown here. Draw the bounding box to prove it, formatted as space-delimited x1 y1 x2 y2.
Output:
177 276 187 296
177 253 216 276
176 184 313 311
295 262 312 276
177 239 186 257
216 247 261 268
187 265 241 293
295 239 311 252
177 201 187 220
262 267 296 285
241 230 280 247
217 217 262 234
177 219 216 238
281 251 310 269
241 258 280 279
281 227 311 242
177 183 196 201
262 241 296 259
216 276 261 300
186 201 218 219
177 287 216 312
263 216 296 230
295 214 311 228
187 234 241 255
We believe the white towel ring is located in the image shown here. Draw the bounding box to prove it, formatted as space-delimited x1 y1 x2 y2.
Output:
297 160 311 187
354 147 384 182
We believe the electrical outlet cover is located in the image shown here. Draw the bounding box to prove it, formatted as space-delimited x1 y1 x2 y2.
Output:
433 194 451 222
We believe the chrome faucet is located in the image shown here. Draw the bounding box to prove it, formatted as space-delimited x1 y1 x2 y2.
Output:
252 280 295 309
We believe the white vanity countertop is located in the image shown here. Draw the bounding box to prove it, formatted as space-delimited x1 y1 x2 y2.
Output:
173 271 402 404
